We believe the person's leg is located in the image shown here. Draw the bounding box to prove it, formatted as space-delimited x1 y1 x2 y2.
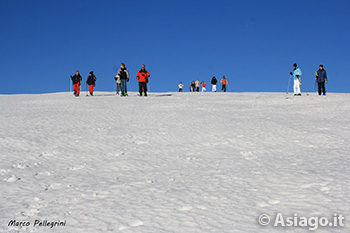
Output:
76 83 80 96
318 82 322 95
123 80 126 94
89 85 93 95
297 80 301 95
321 82 326 95
139 82 143 96
143 82 148 96
294 79 298 95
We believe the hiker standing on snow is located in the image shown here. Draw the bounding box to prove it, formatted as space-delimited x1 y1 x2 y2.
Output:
114 73 121 95
86 71 97 96
178 82 184 92
71 70 82 97
115 63 130 96
315 64 328 96
201 81 207 92
290 63 302 96
137 64 150 96
190 81 195 92
195 79 200 92
211 76 218 92
221 76 228 92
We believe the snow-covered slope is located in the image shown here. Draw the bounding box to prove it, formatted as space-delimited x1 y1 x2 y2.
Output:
1 92 349 233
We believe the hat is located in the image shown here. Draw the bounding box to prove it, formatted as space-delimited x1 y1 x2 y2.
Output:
293 63 297 67
319 64 323 67
89 71 94 74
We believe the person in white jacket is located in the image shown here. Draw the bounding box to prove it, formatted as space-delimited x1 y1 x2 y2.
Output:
178 82 184 92
114 75 121 95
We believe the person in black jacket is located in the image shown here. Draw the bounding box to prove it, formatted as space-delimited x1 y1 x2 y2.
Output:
315 64 328 96
211 76 218 92
115 63 130 96
190 81 195 92
70 70 82 96
86 71 97 96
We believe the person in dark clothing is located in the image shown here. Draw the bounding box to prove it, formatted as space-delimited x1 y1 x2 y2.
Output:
190 81 195 92
315 64 328 96
71 70 82 96
115 63 130 96
86 71 97 96
211 76 218 92
136 64 150 96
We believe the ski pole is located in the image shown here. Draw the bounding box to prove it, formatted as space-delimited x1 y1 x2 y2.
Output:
128 81 132 92
86 84 88 96
314 80 317 93
286 75 292 94
300 83 309 96
70 77 72 94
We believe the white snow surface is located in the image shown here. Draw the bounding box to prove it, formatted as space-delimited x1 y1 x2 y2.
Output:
0 92 349 233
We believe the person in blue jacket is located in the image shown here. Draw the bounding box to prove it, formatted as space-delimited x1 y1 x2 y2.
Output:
290 63 302 96
315 64 328 96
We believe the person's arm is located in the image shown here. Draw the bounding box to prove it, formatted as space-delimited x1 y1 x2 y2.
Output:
126 70 130 81
297 68 302 76
115 69 121 80
325 70 328 83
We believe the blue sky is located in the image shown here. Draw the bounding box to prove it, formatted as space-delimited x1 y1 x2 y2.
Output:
1 0 349 94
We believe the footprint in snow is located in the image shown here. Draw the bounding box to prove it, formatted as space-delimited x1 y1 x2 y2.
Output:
179 206 193 211
196 205 207 210
39 151 56 157
118 220 144 231
134 140 150 145
4 175 21 182
68 164 86 171
0 169 10 175
44 183 62 191
12 163 29 169
240 151 256 160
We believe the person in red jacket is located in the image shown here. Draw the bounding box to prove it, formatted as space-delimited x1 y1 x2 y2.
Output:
201 81 207 92
220 76 228 92
136 64 150 96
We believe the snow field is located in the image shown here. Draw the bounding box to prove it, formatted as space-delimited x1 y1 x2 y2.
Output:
0 92 349 232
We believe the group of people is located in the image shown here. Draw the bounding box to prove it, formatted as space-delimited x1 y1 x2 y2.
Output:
178 76 228 93
70 64 150 97
114 64 151 97
290 63 328 96
71 71 96 96
71 63 328 97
